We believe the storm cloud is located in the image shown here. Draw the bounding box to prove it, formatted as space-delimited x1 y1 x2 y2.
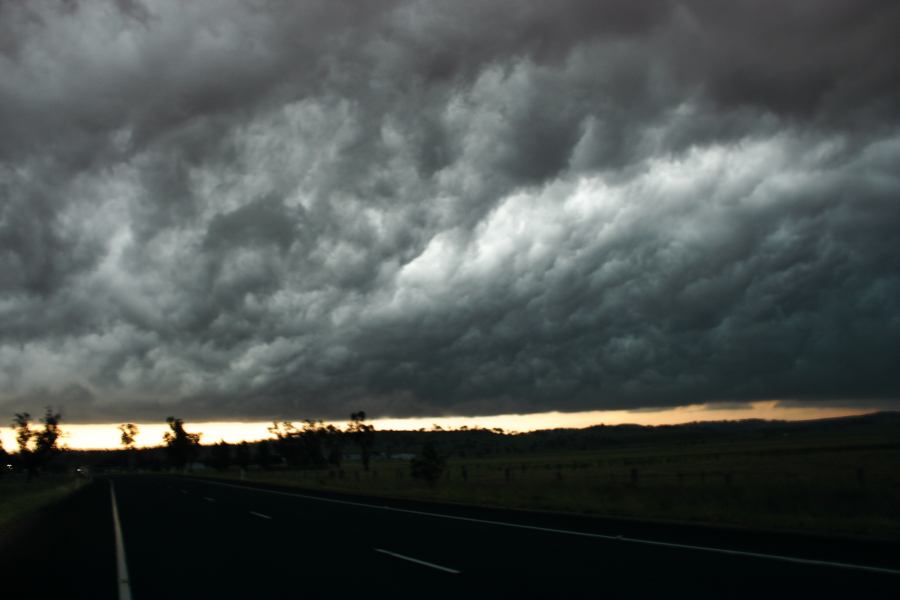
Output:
1 0 898 422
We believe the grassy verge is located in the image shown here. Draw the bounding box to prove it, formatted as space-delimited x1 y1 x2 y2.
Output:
0 475 85 536
195 439 900 540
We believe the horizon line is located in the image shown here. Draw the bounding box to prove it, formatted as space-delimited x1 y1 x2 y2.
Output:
2 401 889 451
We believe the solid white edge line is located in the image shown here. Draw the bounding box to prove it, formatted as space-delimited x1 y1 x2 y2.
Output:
109 481 133 600
374 548 460 574
249 511 272 520
195 478 900 577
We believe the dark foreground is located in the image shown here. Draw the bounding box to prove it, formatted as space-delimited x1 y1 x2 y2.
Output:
4 474 899 598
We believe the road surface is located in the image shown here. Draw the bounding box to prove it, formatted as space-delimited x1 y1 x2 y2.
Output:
4 474 899 598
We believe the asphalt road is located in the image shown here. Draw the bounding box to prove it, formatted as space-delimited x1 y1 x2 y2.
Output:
5 475 900 598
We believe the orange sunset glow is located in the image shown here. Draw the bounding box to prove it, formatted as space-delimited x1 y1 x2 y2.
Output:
0 401 876 450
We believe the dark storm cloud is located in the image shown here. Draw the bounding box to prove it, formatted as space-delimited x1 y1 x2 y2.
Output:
0 0 898 422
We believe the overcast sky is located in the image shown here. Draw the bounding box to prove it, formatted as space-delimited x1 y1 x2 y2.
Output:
1 0 898 423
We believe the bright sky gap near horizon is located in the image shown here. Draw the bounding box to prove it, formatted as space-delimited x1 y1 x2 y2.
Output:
1 2 899 433
0 402 881 450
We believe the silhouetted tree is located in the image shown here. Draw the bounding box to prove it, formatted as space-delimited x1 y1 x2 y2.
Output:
13 413 33 453
34 408 63 465
235 441 251 471
163 417 202 470
210 440 232 471
119 423 139 470
119 423 139 449
347 411 375 471
324 425 344 467
411 442 445 486
0 441 7 479
12 412 36 478
268 420 337 468
255 440 275 469
11 409 63 479
268 421 304 466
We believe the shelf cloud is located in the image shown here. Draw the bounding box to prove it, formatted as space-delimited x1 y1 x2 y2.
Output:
1 0 898 422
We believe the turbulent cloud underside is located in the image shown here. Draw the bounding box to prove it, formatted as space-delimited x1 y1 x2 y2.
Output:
1 0 899 421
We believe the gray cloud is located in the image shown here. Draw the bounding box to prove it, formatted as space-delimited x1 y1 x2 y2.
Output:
0 0 898 422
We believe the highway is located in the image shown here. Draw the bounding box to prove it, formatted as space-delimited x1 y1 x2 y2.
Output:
5 475 899 598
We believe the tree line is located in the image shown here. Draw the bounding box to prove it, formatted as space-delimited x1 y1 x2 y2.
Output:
117 412 377 472
0 408 63 480
0 409 380 478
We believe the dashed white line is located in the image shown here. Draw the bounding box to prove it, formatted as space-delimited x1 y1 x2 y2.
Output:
109 481 133 600
203 496 216 503
249 511 272 520
374 548 460 574
197 478 900 577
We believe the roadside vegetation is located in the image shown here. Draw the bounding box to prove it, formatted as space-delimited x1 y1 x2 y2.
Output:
192 415 900 540
6 407 898 541
0 408 83 538
0 475 84 534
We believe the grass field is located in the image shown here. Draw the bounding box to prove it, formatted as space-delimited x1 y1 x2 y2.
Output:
0 475 84 535
198 435 900 540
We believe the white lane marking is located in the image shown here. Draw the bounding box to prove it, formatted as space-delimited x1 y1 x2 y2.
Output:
203 496 216 503
249 511 272 520
374 548 460 574
195 478 900 577
109 481 133 600
180 489 188 495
